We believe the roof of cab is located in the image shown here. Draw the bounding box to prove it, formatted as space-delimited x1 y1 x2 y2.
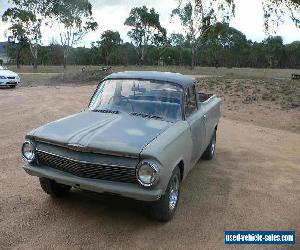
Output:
104 71 196 88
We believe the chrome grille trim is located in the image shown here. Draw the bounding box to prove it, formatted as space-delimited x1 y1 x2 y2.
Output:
36 150 138 184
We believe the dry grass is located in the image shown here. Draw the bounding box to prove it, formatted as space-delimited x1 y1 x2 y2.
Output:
199 77 300 109
13 65 300 110
49 69 110 85
8 64 300 79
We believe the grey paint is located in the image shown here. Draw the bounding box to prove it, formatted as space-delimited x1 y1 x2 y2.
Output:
23 72 221 201
29 111 171 157
105 71 196 87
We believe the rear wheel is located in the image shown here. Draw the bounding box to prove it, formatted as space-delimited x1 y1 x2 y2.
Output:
39 178 71 197
149 167 181 222
201 130 216 160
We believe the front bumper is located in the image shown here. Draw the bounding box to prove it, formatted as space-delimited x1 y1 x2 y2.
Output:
23 164 163 202
0 81 20 86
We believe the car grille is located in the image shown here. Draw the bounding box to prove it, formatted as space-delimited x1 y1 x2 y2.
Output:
36 150 138 184
7 76 15 79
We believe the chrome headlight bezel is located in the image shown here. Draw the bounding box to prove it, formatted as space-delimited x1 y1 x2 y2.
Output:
22 139 36 163
136 160 160 187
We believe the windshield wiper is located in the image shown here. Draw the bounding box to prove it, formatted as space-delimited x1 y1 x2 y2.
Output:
93 109 120 114
130 112 164 120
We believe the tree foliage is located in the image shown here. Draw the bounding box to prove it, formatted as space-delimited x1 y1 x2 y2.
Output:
53 0 98 68
172 0 235 68
262 0 300 32
2 1 299 69
200 22 249 67
124 6 167 64
99 30 122 65
2 0 56 68
192 0 300 32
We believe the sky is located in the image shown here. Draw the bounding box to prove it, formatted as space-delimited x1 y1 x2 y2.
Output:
0 0 299 46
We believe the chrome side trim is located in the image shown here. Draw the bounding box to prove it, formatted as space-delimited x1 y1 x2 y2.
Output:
36 149 136 169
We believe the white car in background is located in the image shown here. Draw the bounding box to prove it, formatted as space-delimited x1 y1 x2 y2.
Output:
0 66 21 88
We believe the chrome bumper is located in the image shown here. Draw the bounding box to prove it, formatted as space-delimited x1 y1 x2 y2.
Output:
23 164 162 201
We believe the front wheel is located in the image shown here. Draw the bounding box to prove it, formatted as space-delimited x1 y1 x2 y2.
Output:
148 167 181 222
39 178 71 197
201 130 216 160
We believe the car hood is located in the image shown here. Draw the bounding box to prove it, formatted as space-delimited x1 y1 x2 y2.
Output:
30 111 172 156
0 69 19 77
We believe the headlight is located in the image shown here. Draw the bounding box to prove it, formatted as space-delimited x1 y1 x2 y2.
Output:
22 140 36 162
136 161 159 187
0 76 7 79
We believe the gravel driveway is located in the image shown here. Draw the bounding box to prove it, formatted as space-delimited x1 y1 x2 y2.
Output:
0 85 299 250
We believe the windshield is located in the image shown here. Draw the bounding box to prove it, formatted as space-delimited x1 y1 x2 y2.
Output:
89 79 183 121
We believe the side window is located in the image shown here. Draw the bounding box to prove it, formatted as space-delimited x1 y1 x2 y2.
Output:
184 85 197 117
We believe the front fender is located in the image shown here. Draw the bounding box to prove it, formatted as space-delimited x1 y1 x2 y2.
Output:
140 121 192 193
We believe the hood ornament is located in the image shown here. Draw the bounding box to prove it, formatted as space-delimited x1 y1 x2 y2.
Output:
67 143 86 152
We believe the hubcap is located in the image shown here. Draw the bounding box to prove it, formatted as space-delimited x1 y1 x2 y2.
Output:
169 175 180 211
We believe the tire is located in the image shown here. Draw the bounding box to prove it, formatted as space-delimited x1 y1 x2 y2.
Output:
201 130 216 160
39 178 71 197
149 167 181 222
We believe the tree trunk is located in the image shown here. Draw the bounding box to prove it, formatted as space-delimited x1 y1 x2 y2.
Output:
180 48 183 66
63 50 67 69
63 55 67 69
16 48 21 69
63 46 69 69
191 46 195 70
268 56 273 68
139 46 146 65
30 46 38 69
30 41 38 70
33 56 38 69
139 56 145 65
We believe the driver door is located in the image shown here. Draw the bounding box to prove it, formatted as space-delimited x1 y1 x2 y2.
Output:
184 85 206 165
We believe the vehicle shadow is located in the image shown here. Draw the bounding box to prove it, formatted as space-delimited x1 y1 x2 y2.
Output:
42 187 157 225
35 147 243 229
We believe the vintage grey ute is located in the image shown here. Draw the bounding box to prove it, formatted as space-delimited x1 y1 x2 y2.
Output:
22 71 221 221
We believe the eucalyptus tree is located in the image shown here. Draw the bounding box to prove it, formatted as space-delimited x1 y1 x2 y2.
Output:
263 36 286 68
261 0 299 32
54 0 98 68
191 0 299 32
2 0 56 69
124 6 167 65
200 23 249 67
170 33 186 47
172 0 235 69
99 30 122 65
169 33 187 65
6 37 30 68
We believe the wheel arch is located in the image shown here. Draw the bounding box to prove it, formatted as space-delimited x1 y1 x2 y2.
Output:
177 160 185 181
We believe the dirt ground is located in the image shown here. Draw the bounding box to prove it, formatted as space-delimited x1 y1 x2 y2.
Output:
0 85 299 250
198 77 300 133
